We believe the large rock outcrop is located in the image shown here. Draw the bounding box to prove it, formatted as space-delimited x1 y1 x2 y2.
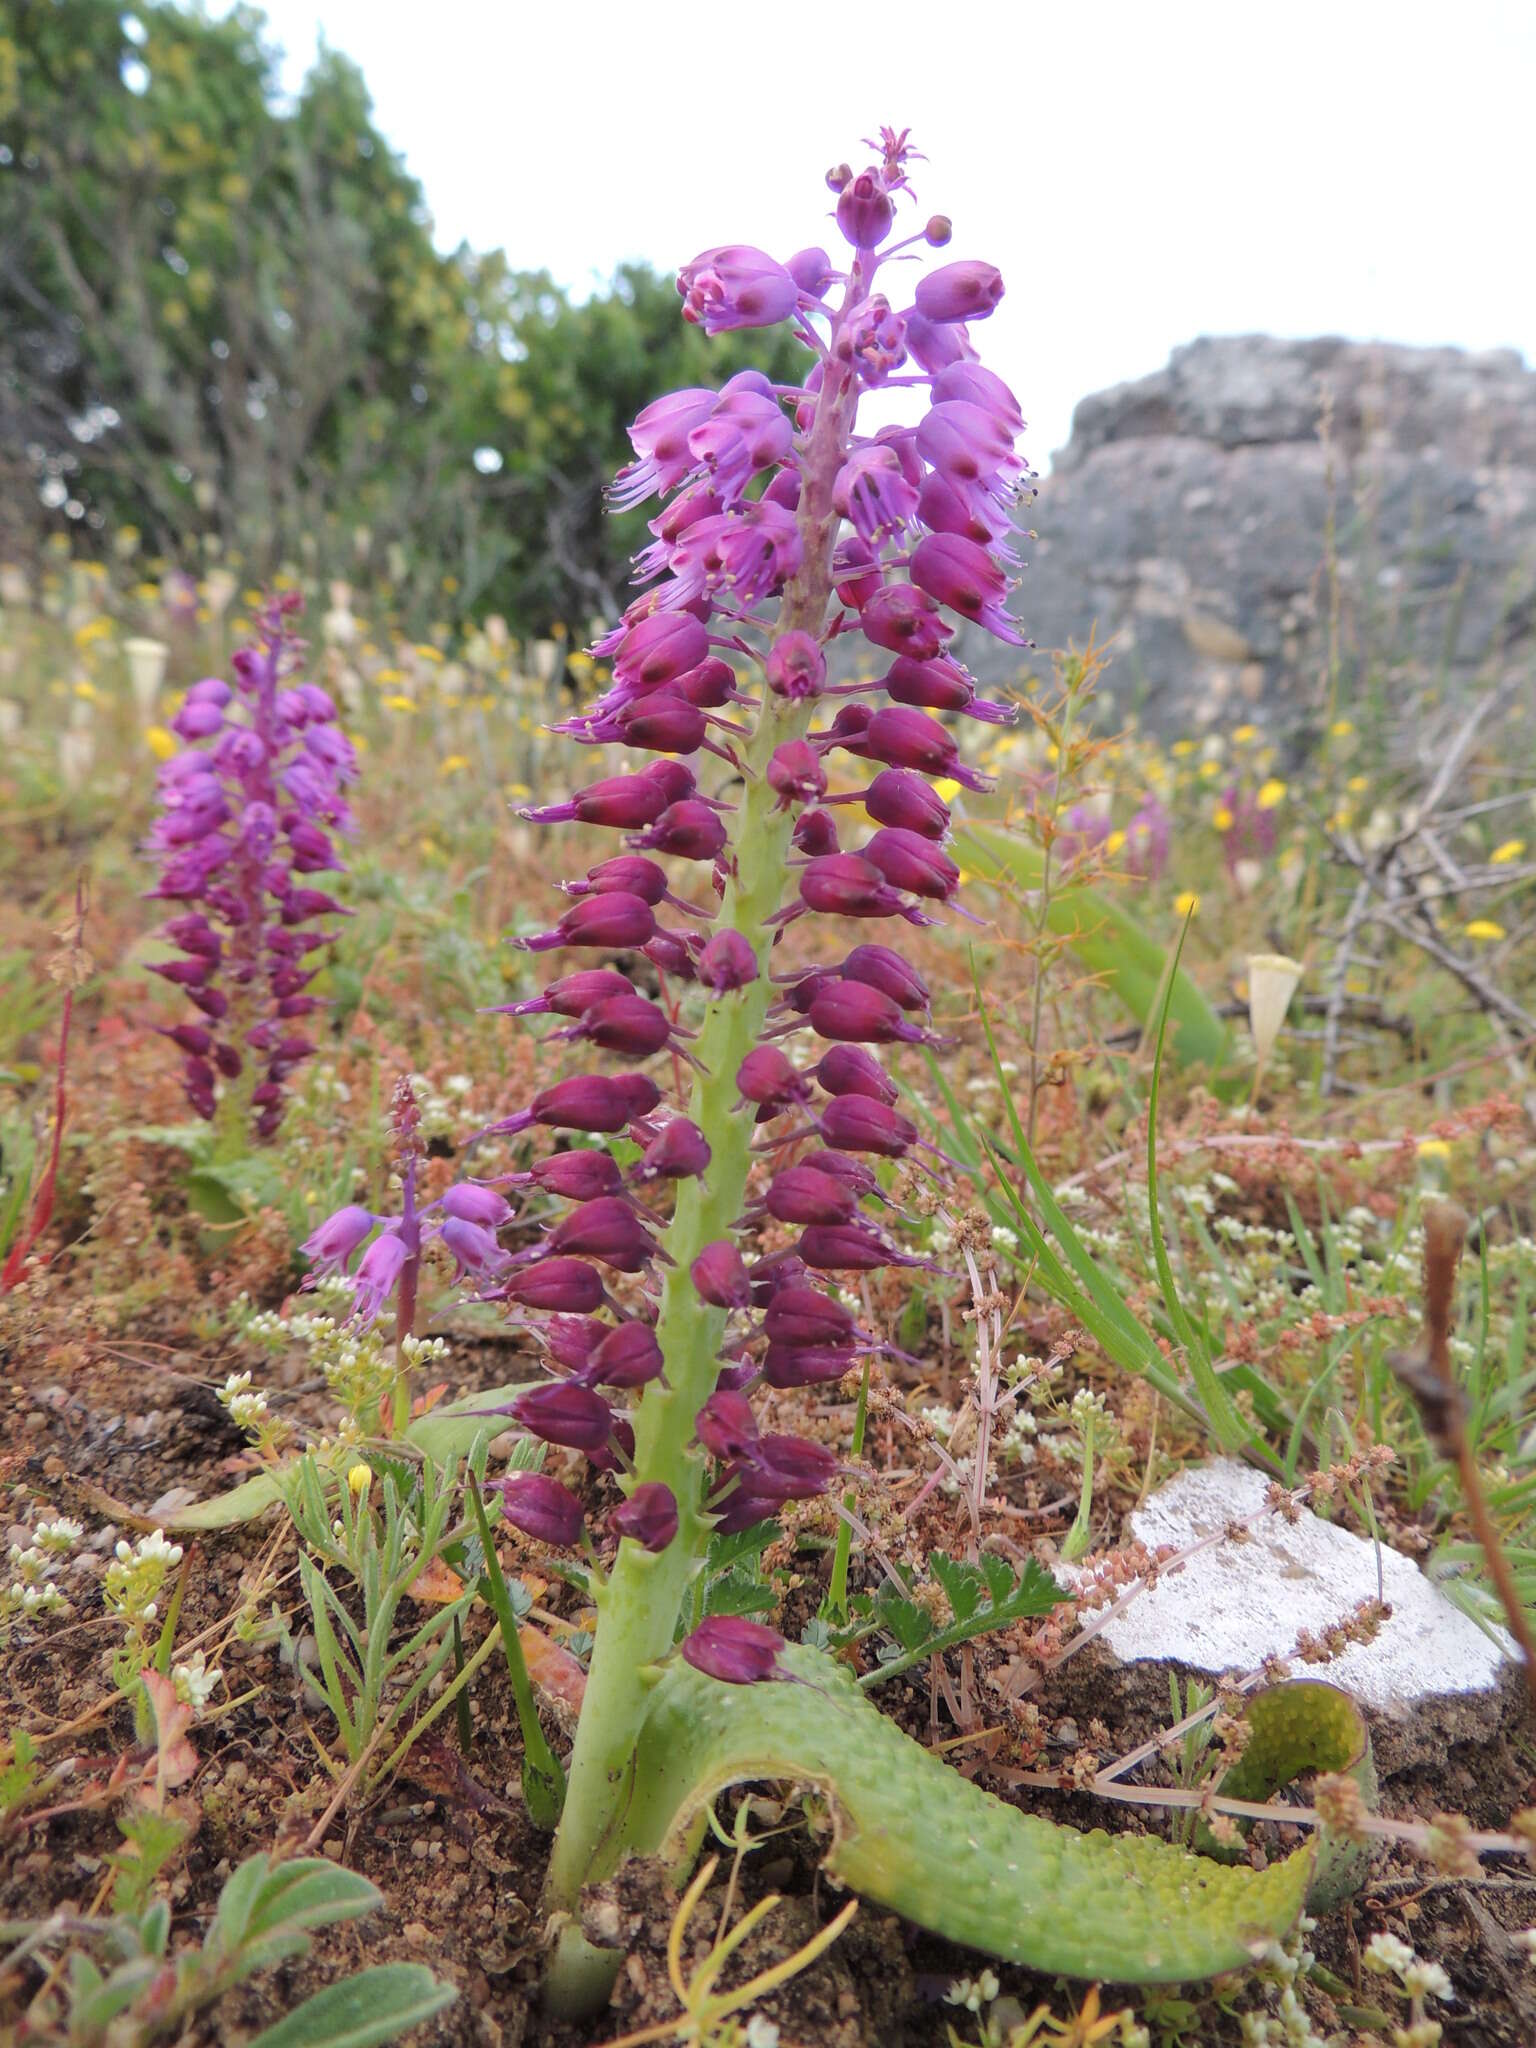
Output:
984 336 1536 733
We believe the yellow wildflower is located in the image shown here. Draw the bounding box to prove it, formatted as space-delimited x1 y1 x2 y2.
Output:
1347 774 1369 793
1232 724 1258 745
1416 1139 1452 1161
1463 919 1505 942
1174 890 1200 917
1212 805 1234 832
1104 829 1126 855
1198 760 1221 780
1328 718 1355 737
439 754 470 776
145 726 178 760
382 694 416 712
347 1463 373 1495
1171 738 1196 757
1256 778 1287 809
1489 838 1525 864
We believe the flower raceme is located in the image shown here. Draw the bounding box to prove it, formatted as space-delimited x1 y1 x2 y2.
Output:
145 597 356 1138
306 132 1028 1682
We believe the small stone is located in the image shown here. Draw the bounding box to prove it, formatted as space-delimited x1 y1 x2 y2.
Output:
410 1838 431 1861
404 1921 431 1945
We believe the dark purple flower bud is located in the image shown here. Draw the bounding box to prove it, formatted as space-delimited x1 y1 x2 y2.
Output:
301 1203 376 1272
162 913 221 956
807 980 924 1044
525 1150 626 1201
697 929 758 996
673 658 739 710
678 246 799 334
164 1022 213 1057
765 631 826 701
151 956 215 988
916 470 1015 549
493 1073 661 1138
736 1046 813 1116
644 760 704 805
287 821 338 871
545 1196 657 1273
818 1095 917 1157
910 533 1023 644
761 1344 858 1389
695 1388 761 1460
860 584 952 661
542 1316 605 1371
610 1481 678 1552
614 612 710 689
634 1116 711 1183
747 1250 809 1305
767 739 826 808
836 169 894 250
863 827 962 903
565 993 674 1058
587 1414 636 1475
832 534 884 611
497 968 635 1018
914 259 1005 324
797 852 913 922
691 1238 752 1309
441 1216 509 1279
563 855 669 905
589 1322 665 1388
511 1381 615 1452
186 676 232 708
744 1434 839 1499
765 1164 858 1226
799 1222 927 1272
520 893 657 954
863 706 991 791
503 1257 609 1314
644 929 700 981
787 246 833 295
840 943 931 1011
495 1473 587 1547
681 1616 785 1684
630 799 729 862
814 1044 898 1104
613 693 709 757
792 809 841 857
520 773 670 829
282 887 349 923
708 1480 785 1534
763 1285 857 1348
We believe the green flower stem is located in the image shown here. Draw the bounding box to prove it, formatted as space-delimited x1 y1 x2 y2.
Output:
541 292 864 2015
466 1476 566 1827
825 1353 871 1623
1061 1410 1095 1564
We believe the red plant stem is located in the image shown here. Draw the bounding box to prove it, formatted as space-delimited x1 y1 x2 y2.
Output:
2 897 82 1292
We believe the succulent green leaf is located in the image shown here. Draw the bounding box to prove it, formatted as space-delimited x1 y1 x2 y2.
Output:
626 1645 1369 1983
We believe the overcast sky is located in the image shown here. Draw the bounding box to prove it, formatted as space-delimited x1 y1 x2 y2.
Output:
236 0 1534 466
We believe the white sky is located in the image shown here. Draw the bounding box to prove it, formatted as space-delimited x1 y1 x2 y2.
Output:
236 0 1534 466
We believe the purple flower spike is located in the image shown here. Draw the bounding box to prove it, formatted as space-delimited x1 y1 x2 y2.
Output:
763 1285 858 1348
761 1345 859 1389
610 1481 678 1553
859 584 953 662
562 993 676 1059
441 1216 510 1280
351 1231 408 1321
863 828 963 904
743 1434 839 1500
691 1239 752 1310
836 169 895 251
487 1073 662 1139
497 1472 586 1547
799 1222 926 1272
681 1616 785 1685
511 1381 616 1453
519 771 670 830
520 892 657 955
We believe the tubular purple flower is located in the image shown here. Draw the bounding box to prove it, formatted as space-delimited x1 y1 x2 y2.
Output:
519 772 672 830
786 246 833 296
807 980 927 1045
629 800 729 862
680 1616 785 1684
439 1184 514 1229
858 766 951 840
695 1388 761 1460
502 1259 612 1315
862 826 963 903
520 893 658 955
736 1046 812 1116
839 943 931 1011
814 1043 900 1105
862 706 993 790
836 293 906 383
351 1231 408 1321
678 246 800 334
913 259 1004 323
761 1344 858 1389
610 388 718 510
836 170 894 250
543 1197 658 1273
302 1205 378 1275
614 613 710 689
441 1216 510 1280
915 400 1022 491
902 307 977 375
764 1164 858 1226
834 445 919 544
741 1434 839 1499
818 1095 918 1157
798 1222 926 1272
795 852 930 924
609 1482 678 1552
560 994 676 1059
521 1151 627 1202
496 1472 587 1547
791 809 841 857
495 968 636 1019
909 533 1024 644
589 1323 666 1388
931 359 1024 428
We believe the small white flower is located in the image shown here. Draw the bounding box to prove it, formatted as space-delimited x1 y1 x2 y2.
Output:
172 1649 224 1712
744 2018 780 2048
1402 1959 1451 2001
1364 1931 1416 1979
34 1516 83 1552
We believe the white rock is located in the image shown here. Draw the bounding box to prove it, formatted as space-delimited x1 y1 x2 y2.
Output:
1088 1459 1518 1713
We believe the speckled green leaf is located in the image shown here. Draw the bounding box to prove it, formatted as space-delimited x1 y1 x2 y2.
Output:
628 1645 1364 1984
1206 1679 1376 1912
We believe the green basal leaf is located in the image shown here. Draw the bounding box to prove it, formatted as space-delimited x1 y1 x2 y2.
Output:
625 1644 1373 1984
246 1963 457 2048
404 1381 533 1465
